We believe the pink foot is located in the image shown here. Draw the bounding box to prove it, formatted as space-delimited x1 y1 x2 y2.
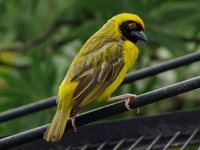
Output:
124 94 136 110
125 98 131 110
124 94 139 114
108 93 139 113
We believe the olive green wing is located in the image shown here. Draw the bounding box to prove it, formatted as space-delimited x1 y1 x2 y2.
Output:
70 41 124 116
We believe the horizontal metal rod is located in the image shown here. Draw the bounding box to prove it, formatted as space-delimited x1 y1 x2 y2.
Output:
0 96 56 122
123 51 200 84
0 76 200 149
0 51 200 122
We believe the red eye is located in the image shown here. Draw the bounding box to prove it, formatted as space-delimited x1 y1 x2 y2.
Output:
128 23 136 29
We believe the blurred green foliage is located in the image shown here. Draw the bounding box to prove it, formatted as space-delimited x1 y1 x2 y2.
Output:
0 0 200 134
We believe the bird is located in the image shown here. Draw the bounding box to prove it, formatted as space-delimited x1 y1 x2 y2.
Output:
44 13 148 142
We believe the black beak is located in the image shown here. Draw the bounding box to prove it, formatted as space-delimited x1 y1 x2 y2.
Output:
132 30 148 42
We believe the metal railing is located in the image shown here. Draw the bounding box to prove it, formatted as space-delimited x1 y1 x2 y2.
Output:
1 51 200 123
0 51 200 149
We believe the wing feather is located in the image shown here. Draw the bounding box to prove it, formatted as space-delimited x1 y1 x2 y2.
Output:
70 41 125 116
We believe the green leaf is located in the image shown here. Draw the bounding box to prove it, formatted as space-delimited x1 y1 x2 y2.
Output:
148 27 187 55
154 2 200 24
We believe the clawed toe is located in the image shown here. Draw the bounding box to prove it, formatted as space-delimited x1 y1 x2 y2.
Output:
108 93 140 113
125 99 131 110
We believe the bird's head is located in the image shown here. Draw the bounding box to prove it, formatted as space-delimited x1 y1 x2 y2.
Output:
111 13 148 43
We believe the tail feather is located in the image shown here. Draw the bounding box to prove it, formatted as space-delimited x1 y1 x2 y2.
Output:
43 110 70 142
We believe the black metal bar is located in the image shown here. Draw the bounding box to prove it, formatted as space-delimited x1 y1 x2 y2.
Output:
65 146 71 150
180 129 198 150
1 76 200 149
112 138 125 150
97 142 107 150
81 144 88 150
146 134 162 150
0 96 57 122
163 131 181 150
127 136 143 150
122 51 200 84
0 52 200 122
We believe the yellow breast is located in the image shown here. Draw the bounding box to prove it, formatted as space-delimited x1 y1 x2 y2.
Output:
97 40 138 101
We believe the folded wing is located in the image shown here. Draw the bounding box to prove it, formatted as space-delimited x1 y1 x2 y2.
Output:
70 41 125 116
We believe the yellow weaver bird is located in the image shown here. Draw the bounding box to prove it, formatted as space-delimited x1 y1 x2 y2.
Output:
44 13 148 142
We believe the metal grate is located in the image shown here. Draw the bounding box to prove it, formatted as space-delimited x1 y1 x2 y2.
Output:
62 131 200 150
11 108 200 150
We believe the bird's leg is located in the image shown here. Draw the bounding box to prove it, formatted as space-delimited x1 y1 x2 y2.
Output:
108 93 139 114
70 116 77 132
